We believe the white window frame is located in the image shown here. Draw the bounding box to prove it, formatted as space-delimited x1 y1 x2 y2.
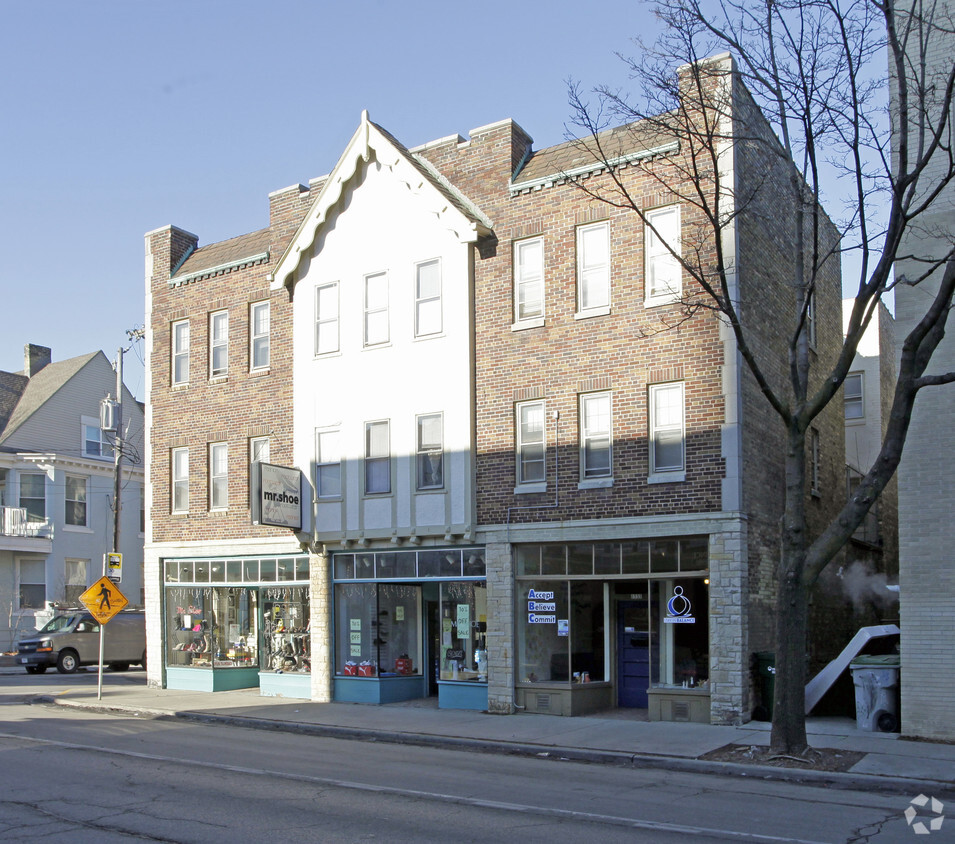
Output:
19 472 46 523
82 415 114 460
579 392 613 485
250 301 270 371
209 310 229 378
64 559 88 606
515 400 547 492
363 272 390 347
209 442 228 511
316 429 342 499
250 436 270 465
64 474 89 529
172 447 189 514
513 237 544 328
576 222 610 317
415 259 442 337
416 413 444 490
315 282 340 355
172 319 190 385
364 420 391 495
844 371 864 421
17 558 45 610
644 205 682 305
649 382 686 483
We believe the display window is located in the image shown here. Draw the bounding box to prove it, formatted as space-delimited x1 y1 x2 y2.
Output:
649 578 709 688
165 586 259 668
262 586 309 673
438 582 487 682
335 582 422 677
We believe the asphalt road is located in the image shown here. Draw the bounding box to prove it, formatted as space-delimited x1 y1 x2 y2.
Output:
0 694 930 844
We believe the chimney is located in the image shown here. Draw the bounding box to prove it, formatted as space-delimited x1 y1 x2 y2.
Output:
24 344 52 377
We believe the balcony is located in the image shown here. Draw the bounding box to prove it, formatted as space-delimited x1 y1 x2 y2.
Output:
0 507 53 552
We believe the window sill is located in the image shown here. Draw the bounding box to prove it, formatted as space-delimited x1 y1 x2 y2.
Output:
362 342 393 351
317 495 343 502
209 374 229 384
415 487 446 495
511 317 545 331
845 418 865 425
63 525 94 534
171 382 189 391
648 471 686 484
249 367 271 378
313 350 342 360
644 293 681 308
413 331 445 342
578 478 613 490
514 482 547 495
574 306 611 320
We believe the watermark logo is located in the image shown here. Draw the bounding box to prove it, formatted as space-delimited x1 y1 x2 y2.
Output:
905 794 944 835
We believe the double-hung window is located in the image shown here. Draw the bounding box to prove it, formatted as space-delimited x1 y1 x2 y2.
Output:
316 430 341 498
19 473 46 522
844 372 864 420
513 238 544 326
210 310 228 377
645 206 681 304
516 401 546 489
172 320 190 385
649 383 685 481
210 442 228 510
82 416 113 460
580 392 612 481
364 272 389 347
315 282 340 355
416 413 444 490
64 559 87 605
577 222 610 315
65 475 88 527
250 301 270 370
18 560 45 609
171 448 189 513
364 421 391 495
415 260 442 337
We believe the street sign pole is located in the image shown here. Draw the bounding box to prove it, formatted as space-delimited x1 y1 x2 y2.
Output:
98 555 106 700
79 574 129 701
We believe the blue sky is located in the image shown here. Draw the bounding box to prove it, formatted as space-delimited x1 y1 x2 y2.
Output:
0 0 646 398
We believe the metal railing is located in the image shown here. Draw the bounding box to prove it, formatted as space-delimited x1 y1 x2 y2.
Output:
1 507 52 538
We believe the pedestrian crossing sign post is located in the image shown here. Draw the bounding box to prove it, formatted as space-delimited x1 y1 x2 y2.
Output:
79 576 128 624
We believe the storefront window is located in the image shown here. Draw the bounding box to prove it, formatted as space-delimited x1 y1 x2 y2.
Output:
165 586 259 669
262 586 309 673
438 582 487 681
335 583 422 677
650 578 709 687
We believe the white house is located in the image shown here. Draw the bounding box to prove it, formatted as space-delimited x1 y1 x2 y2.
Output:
0 344 145 652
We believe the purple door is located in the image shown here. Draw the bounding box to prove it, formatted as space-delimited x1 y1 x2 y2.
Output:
617 601 650 707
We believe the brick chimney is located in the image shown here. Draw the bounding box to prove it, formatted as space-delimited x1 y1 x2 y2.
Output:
23 344 51 377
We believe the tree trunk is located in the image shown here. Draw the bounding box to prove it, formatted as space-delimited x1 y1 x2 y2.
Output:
770 428 810 755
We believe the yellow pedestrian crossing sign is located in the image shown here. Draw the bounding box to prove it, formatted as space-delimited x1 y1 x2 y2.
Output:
79 576 128 624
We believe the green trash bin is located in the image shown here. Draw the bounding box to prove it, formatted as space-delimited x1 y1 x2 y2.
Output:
754 652 776 720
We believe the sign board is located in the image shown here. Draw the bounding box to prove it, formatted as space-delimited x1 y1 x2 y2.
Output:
79 576 128 624
106 552 122 583
252 462 303 530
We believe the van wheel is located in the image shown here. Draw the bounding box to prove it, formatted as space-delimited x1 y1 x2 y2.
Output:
56 650 79 674
109 662 130 672
25 665 46 675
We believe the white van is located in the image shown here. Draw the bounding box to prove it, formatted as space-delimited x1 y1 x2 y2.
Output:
16 610 146 674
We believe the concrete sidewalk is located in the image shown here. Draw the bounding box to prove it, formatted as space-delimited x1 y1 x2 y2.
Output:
14 673 954 793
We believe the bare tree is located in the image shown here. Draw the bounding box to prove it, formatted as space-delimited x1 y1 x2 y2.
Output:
568 0 955 753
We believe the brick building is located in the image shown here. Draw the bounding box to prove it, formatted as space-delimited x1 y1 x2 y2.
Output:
145 54 844 722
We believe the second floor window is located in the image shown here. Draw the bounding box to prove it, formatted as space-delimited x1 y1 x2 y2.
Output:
172 320 190 385
844 372 864 420
364 421 391 494
649 383 685 479
250 301 270 370
577 222 610 313
210 310 228 377
210 442 228 510
364 273 389 346
172 448 189 513
315 282 340 355
415 260 442 337
19 473 46 522
64 559 88 605
316 430 341 498
514 238 544 324
416 413 444 490
65 475 88 527
580 392 612 479
516 401 546 486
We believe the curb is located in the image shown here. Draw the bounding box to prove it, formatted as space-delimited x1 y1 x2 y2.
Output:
33 695 955 797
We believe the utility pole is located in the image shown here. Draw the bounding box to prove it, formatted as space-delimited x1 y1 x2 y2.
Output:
111 346 124 559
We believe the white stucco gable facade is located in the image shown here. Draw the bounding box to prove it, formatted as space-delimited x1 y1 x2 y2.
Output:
272 114 489 546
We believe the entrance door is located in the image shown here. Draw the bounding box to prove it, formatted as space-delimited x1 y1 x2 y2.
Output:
617 600 650 707
426 600 439 696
